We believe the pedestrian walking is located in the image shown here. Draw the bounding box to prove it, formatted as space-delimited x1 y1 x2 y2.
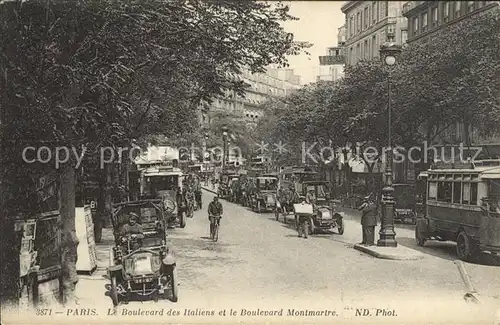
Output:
358 195 378 246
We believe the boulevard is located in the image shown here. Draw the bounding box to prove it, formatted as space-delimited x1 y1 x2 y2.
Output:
2 2 500 324
64 189 500 324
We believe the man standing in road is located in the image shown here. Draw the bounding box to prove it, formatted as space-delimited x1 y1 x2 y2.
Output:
358 196 378 246
208 196 223 235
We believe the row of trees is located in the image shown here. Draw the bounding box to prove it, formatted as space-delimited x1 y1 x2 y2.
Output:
0 0 308 305
254 9 500 190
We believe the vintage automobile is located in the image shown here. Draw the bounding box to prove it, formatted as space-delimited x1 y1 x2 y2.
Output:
292 181 345 235
140 166 186 228
415 160 500 261
393 183 417 225
217 173 238 200
107 199 178 306
278 166 319 194
250 176 278 213
277 167 319 224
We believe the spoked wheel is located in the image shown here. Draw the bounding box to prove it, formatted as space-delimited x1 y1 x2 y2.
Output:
456 230 478 261
213 224 219 242
169 266 179 302
110 276 119 307
257 201 262 213
415 223 426 247
275 208 279 221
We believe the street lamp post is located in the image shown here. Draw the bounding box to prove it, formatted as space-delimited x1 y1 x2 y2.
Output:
222 126 228 174
203 131 209 167
377 42 402 248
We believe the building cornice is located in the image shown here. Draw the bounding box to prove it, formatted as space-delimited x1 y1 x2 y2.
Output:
341 1 358 13
402 1 428 18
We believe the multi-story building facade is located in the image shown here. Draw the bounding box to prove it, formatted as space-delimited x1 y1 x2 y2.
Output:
402 1 500 147
403 1 498 44
342 1 408 65
317 25 346 82
200 68 301 127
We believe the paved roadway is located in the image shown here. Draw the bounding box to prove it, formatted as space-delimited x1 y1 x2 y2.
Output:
10 189 497 325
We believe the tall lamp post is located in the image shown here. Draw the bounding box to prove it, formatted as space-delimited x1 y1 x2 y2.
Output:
222 126 228 174
203 132 209 176
377 42 402 248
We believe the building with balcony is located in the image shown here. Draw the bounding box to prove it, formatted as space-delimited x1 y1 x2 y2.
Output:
341 1 408 65
200 68 301 127
317 25 346 82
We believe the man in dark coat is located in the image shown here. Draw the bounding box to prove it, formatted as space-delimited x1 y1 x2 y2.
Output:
359 196 378 246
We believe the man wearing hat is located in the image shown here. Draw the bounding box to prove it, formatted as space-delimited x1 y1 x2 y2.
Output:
119 212 144 240
208 195 223 235
358 195 378 246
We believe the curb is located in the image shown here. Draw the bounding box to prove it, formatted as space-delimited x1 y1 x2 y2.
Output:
354 244 424 260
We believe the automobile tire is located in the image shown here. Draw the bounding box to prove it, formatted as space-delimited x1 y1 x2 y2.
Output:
110 276 119 307
415 223 426 246
456 230 478 262
179 212 186 228
337 218 344 235
169 266 179 302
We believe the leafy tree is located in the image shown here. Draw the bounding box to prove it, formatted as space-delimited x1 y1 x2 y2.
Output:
0 0 307 305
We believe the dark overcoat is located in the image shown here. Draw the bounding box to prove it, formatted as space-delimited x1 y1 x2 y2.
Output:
361 202 378 226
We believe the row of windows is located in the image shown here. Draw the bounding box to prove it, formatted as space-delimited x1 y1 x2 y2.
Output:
410 1 490 38
242 70 298 90
428 181 478 205
346 29 407 65
347 1 389 39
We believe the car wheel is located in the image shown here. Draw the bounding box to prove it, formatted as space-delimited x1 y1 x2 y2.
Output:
170 266 179 302
456 230 478 261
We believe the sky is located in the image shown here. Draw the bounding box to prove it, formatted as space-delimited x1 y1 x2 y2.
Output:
280 1 346 84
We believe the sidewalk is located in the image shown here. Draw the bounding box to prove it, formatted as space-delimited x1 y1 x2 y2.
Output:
75 228 114 305
201 186 423 260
